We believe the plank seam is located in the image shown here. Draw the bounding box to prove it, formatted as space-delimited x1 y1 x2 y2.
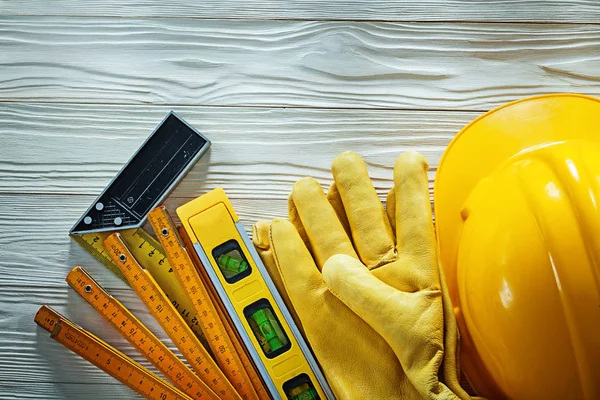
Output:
0 100 488 114
2 14 600 25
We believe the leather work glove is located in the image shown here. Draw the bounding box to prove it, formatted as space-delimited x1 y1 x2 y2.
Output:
252 151 471 400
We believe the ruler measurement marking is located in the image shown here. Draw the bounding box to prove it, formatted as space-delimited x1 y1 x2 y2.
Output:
67 266 214 400
104 233 241 400
35 306 192 400
71 229 210 348
149 207 260 400
177 226 271 400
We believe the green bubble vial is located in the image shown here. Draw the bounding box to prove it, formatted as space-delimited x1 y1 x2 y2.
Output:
244 299 290 358
290 384 319 400
217 253 248 273
249 309 284 352
284 374 321 400
212 239 252 283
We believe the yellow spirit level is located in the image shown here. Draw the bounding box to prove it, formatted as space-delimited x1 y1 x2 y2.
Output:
177 188 335 400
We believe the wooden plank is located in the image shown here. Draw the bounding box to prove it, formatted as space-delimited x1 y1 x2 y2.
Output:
2 0 600 23
0 103 468 196
0 287 170 386
0 194 289 289
0 382 143 399
1 18 600 109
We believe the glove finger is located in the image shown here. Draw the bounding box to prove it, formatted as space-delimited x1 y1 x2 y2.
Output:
290 177 357 269
331 151 396 268
393 152 436 263
252 220 304 334
326 182 352 237
269 218 327 306
288 194 312 253
386 187 396 234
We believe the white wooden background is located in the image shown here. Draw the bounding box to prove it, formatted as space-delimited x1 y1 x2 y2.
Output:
1 1 599 398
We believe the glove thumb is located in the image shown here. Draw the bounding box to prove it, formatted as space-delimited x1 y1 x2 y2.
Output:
322 254 464 400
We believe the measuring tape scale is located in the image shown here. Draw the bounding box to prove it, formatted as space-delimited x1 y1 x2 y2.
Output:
177 226 271 400
71 228 210 349
34 305 192 400
66 266 218 400
149 207 263 400
103 233 242 400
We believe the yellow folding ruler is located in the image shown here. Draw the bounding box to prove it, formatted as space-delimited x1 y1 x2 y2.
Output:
178 188 335 400
104 233 242 400
70 228 209 348
34 305 192 400
148 206 268 400
66 266 218 400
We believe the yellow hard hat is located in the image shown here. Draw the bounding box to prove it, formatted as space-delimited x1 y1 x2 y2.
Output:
434 94 600 399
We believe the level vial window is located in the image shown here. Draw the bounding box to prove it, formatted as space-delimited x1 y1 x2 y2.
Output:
283 374 321 400
244 299 291 359
212 239 252 283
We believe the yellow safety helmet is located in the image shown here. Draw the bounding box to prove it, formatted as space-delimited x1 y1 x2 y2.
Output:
434 94 600 399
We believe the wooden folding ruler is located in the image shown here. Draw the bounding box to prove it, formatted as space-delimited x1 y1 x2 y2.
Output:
35 305 193 400
104 233 243 400
66 266 219 399
70 228 209 347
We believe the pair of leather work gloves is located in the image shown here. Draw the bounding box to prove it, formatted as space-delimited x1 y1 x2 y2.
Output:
252 151 472 400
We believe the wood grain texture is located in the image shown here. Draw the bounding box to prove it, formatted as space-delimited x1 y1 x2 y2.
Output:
0 103 471 196
0 194 288 289
0 383 143 399
1 18 600 110
3 0 600 23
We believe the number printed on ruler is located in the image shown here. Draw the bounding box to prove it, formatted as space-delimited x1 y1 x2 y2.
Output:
71 228 210 347
66 266 218 400
149 206 261 400
177 226 271 400
34 306 192 400
103 233 242 400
